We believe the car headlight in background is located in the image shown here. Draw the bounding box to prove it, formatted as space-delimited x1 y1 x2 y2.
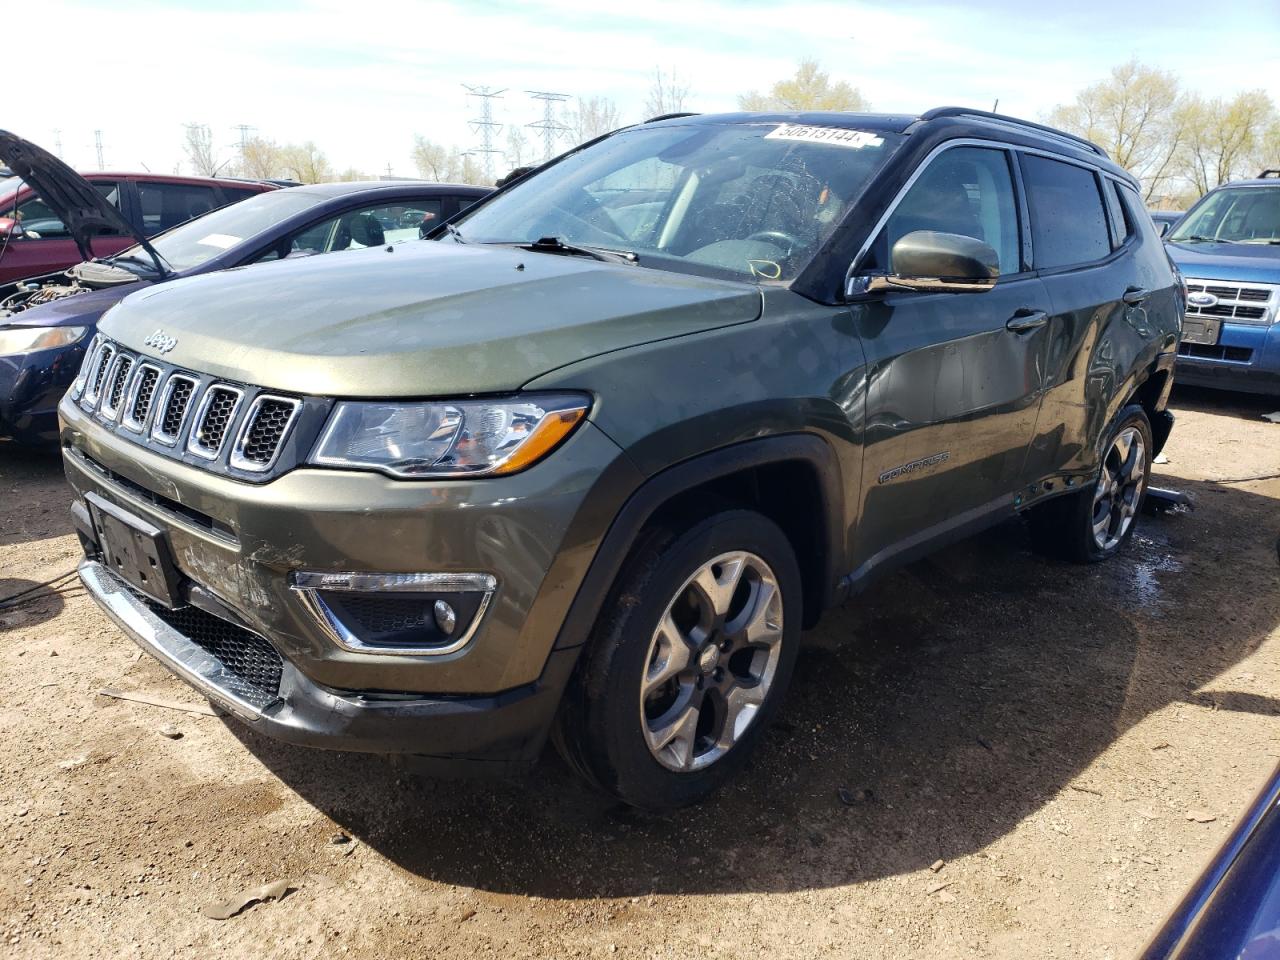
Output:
0 325 87 357
309 393 590 478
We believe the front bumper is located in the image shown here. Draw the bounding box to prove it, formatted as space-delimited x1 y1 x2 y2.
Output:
0 341 87 442
1176 320 1280 396
61 392 641 760
80 558 579 766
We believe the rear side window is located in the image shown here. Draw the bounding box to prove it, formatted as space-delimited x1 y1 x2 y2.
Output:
219 186 262 205
137 182 222 234
1021 155 1110 269
1101 179 1131 248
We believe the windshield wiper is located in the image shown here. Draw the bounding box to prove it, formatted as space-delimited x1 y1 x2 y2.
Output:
520 236 638 265
444 222 465 243
1177 234 1238 244
107 252 165 273
1239 237 1280 245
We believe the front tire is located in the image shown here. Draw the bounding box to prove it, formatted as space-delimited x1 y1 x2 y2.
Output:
554 509 802 811
1028 403 1153 563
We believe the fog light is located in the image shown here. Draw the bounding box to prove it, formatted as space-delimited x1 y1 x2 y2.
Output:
290 571 496 656
433 600 457 636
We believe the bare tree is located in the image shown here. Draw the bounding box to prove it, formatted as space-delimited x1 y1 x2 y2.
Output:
1182 90 1277 194
1047 60 1191 201
411 136 451 181
280 141 332 184
182 123 230 177
644 67 691 118
568 96 621 145
739 60 869 113
335 167 369 182
239 137 282 180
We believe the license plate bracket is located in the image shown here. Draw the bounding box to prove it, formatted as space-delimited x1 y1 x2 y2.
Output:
85 492 182 608
1181 316 1221 346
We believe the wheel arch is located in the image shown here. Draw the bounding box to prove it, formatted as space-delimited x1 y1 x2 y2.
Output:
552 433 845 650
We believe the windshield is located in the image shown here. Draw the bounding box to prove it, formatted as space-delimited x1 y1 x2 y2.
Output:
113 188 326 274
456 122 902 282
1169 185 1280 244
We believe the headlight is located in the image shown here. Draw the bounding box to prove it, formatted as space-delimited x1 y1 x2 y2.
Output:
309 393 589 478
0 325 87 357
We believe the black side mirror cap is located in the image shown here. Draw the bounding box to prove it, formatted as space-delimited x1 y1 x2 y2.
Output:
848 230 999 296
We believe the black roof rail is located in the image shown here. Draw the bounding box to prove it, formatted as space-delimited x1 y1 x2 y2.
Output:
918 106 1108 159
644 112 700 124
1259 169 1280 179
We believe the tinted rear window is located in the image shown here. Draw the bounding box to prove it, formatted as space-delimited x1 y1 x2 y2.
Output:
1021 155 1110 269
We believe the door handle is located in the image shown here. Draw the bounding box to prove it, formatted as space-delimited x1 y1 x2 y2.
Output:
1123 286 1151 305
1005 309 1048 332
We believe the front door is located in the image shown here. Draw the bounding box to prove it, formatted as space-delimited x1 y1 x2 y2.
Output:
848 145 1051 577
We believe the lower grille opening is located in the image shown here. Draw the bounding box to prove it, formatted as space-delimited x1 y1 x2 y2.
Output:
320 591 486 650
1178 343 1253 362
130 587 284 710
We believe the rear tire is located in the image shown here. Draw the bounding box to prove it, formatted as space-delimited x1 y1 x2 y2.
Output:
1028 403 1153 563
554 509 802 811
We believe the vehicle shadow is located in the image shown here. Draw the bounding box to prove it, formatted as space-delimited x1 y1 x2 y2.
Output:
229 475 1279 897
0 578 65 629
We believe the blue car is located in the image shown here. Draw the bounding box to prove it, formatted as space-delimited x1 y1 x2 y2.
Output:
0 131 489 444
1165 170 1280 396
1140 763 1280 958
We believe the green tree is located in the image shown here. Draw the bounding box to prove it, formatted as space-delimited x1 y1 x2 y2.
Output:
738 59 869 113
1181 90 1277 193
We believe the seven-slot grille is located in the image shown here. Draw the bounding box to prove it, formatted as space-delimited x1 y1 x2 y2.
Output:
1185 280 1277 324
71 337 302 478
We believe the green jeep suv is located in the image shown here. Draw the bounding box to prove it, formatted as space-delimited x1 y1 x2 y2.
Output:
59 109 1181 809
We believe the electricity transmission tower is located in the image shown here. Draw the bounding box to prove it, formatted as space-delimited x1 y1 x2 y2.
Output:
462 84 506 183
93 130 105 170
526 90 570 162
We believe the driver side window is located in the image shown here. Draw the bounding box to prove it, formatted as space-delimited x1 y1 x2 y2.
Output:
877 147 1021 276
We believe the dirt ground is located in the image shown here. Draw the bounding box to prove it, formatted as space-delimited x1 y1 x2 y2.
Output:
2 386 1278 960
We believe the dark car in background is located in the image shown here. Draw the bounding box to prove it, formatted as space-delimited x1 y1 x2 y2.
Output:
1149 209 1184 237
0 132 490 443
1165 170 1280 396
0 151 277 283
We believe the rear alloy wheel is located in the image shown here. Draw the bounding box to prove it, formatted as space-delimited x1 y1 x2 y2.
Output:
1027 403 1153 563
1091 426 1147 552
640 551 784 773
554 509 801 810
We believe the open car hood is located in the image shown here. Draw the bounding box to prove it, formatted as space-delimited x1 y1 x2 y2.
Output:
0 130 163 273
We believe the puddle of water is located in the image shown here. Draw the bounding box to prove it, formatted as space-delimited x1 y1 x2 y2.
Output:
1127 534 1183 614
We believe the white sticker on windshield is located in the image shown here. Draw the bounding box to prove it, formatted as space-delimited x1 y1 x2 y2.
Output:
196 233 240 249
765 124 884 149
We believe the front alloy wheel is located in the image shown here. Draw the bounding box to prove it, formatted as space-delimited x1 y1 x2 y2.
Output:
640 551 783 772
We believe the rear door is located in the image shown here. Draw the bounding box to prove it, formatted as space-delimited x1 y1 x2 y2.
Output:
1017 153 1161 483
850 144 1053 573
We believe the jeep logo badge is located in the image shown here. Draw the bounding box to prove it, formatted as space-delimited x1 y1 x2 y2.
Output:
1187 292 1218 308
143 329 177 354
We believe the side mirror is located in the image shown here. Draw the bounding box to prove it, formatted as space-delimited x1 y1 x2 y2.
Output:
856 230 998 295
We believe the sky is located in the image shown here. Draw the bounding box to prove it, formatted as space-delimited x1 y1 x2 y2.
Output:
16 0 1280 180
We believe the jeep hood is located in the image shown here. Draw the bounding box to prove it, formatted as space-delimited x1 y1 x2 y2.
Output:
0 130 163 272
99 240 763 396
